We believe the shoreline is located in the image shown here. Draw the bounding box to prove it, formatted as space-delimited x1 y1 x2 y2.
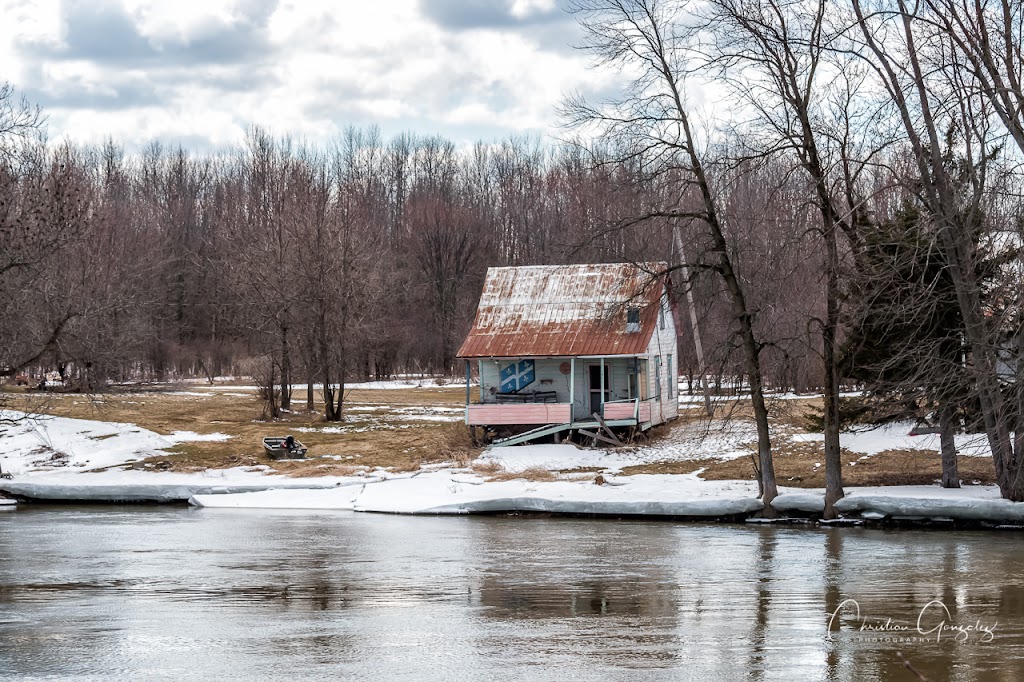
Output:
5 495 1024 532
5 467 1024 529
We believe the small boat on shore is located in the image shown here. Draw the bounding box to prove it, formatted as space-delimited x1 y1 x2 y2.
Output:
263 436 307 460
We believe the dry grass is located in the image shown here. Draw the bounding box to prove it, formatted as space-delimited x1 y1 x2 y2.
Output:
626 397 998 487
469 457 561 482
471 459 503 476
1 384 483 475
618 459 716 476
693 445 996 488
3 385 1000 487
485 465 559 483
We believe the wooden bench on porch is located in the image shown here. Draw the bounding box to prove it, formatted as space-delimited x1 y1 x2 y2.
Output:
494 390 559 404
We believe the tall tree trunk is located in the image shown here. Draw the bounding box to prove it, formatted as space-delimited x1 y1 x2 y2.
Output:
306 368 314 413
280 324 291 411
657 41 778 513
672 223 713 417
264 362 280 420
822 222 845 518
939 403 960 488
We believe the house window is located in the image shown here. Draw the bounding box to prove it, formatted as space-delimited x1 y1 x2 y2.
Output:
626 306 641 333
667 354 674 398
627 370 637 399
654 357 661 398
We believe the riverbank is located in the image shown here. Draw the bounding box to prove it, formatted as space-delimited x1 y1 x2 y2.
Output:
5 466 1023 526
2 383 1019 525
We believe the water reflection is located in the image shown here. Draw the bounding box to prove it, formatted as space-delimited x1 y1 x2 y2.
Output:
0 508 1022 680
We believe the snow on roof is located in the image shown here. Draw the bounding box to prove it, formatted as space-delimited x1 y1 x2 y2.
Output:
456 262 669 358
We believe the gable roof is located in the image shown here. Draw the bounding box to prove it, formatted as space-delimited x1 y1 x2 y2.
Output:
456 262 669 358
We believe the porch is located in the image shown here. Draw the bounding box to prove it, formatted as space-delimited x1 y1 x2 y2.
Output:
464 397 656 427
463 355 657 429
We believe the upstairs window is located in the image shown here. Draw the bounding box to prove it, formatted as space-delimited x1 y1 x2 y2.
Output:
626 306 641 333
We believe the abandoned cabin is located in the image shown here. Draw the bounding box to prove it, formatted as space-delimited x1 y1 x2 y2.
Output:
457 262 679 446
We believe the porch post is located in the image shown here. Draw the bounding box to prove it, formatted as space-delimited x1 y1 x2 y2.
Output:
478 360 484 402
599 357 605 416
634 357 640 419
569 357 575 422
464 360 471 425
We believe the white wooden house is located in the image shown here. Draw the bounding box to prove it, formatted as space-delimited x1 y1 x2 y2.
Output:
457 262 679 446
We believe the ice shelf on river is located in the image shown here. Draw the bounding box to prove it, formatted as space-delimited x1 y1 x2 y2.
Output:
188 470 765 517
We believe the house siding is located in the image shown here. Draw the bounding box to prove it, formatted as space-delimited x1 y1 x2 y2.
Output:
644 291 679 424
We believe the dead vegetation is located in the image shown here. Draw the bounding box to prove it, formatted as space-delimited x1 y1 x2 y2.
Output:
1 384 484 475
484 465 559 483
471 459 503 476
1 386 1000 488
621 401 999 487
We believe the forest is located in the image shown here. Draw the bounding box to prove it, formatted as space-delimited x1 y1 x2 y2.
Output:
1 0 1022 508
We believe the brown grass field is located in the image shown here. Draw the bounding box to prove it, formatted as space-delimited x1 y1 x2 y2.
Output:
3 382 478 476
2 383 997 487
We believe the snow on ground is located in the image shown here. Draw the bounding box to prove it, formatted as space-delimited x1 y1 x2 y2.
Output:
1 468 369 503
476 421 760 474
476 444 622 472
677 390 862 403
772 485 1024 522
792 420 991 457
0 411 231 476
626 419 760 464
165 431 233 443
294 406 465 435
188 379 470 392
345 380 455 390
190 469 764 517
4 396 1021 524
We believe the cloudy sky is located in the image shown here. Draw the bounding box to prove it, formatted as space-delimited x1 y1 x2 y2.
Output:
1 0 623 150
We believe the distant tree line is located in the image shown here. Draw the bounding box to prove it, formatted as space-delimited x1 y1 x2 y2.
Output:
0 113 844 405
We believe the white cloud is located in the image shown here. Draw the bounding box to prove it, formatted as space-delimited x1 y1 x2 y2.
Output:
1 0 623 149
121 0 254 45
510 0 557 19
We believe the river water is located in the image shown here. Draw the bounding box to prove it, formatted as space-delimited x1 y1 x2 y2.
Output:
0 506 1021 681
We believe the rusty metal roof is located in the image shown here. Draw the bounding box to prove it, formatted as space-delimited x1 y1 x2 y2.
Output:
456 262 669 358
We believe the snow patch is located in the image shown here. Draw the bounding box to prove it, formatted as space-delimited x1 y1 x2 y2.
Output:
1 468 365 502
792 421 991 457
165 431 233 443
191 469 764 517
771 485 1024 523
0 410 174 475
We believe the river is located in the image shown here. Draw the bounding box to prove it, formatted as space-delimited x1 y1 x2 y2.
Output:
0 506 1021 680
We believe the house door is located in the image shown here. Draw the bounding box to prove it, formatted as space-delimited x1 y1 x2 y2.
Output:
588 364 611 416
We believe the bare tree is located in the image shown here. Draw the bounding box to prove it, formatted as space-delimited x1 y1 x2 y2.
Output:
851 0 1024 499
696 0 891 514
566 0 780 511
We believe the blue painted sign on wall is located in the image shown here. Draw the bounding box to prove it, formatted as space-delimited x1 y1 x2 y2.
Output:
499 360 535 393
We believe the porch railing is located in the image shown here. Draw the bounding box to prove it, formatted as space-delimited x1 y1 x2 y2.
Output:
467 402 572 426
602 398 654 423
